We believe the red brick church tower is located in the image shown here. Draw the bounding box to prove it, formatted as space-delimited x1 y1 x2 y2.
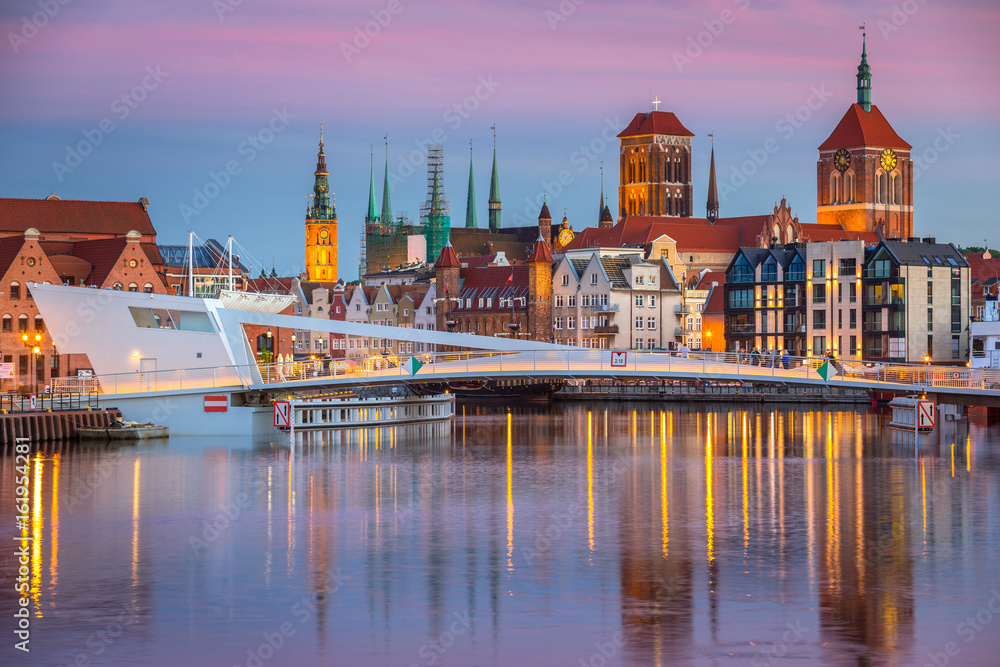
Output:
617 106 694 219
816 33 913 239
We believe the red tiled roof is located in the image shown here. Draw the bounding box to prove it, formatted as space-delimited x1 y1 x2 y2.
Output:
617 111 694 138
527 238 554 263
434 244 461 268
818 104 911 151
245 276 295 294
0 236 25 276
461 254 497 268
704 284 725 314
964 253 1000 299
0 197 157 236
565 215 766 254
696 271 726 290
456 265 529 311
68 238 128 286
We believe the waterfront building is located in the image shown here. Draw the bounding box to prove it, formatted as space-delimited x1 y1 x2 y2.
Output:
551 247 683 350
0 195 167 389
304 126 338 282
965 250 1000 322
433 237 553 344
698 272 726 352
862 238 969 363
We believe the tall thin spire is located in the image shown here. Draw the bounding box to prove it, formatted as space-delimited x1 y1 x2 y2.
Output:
706 134 719 224
381 136 393 226
857 24 872 112
465 140 478 229
366 145 378 224
308 124 334 221
599 162 605 221
488 124 501 232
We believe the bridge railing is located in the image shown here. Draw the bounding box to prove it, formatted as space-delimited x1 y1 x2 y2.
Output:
51 350 1000 395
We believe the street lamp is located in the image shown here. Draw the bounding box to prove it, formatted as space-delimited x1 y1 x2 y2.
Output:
22 333 41 395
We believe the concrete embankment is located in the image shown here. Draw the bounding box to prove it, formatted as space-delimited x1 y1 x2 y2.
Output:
1 409 123 444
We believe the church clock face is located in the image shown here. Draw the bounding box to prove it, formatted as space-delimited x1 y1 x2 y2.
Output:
557 228 575 247
834 148 851 172
880 148 897 172
319 228 329 239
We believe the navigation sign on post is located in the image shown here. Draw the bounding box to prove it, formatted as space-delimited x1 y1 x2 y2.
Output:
610 351 627 368
29 394 36 410
916 400 936 429
274 400 292 428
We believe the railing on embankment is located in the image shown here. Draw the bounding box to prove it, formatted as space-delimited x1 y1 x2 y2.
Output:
1 409 123 444
49 351 1000 396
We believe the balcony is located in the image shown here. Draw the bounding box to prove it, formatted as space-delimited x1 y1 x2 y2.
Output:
593 325 619 335
727 324 756 335
594 304 618 312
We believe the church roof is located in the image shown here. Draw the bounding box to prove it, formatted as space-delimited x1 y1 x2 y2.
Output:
818 103 911 151
566 215 769 254
617 111 694 138
0 197 157 237
434 243 462 268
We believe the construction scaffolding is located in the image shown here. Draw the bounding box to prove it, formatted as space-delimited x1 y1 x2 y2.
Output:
420 145 451 264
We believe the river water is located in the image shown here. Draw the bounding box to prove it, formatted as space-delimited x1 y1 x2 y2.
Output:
2 403 999 666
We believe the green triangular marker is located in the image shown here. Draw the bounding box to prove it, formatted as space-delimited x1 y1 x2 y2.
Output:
816 360 838 382
404 356 423 376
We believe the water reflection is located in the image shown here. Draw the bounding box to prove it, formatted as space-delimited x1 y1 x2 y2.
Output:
1 406 998 666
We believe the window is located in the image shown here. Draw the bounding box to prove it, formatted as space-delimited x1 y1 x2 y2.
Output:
839 258 857 277
1 315 9 332
838 309 842 328
849 283 857 303
849 309 857 329
838 282 843 303
635 294 644 307
787 260 805 281
581 316 590 329
636 275 644 285
562 275 570 286
568 296 576 307
812 284 826 304
812 259 825 278
649 295 656 308
484 300 490 310
34 316 43 332
927 335 933 359
555 317 563 330
113 283 122 290
356 304 361 311
813 310 826 328
927 281 933 304
927 308 933 330
635 317 644 330
850 335 857 355
144 283 154 293
465 299 471 308
730 257 754 283
866 259 892 278
600 295 608 307
128 283 138 292
478 298 484 308
426 306 431 315
18 314 28 332
761 261 777 282
952 335 960 359
591 274 598 285
567 316 576 329
813 336 826 355
728 289 753 309
890 284 904 305
10 282 19 300
647 317 656 330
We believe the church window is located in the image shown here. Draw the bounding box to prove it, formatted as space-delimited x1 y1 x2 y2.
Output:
844 170 855 202
10 282 19 300
891 171 903 205
876 170 888 204
830 171 841 204
128 283 138 292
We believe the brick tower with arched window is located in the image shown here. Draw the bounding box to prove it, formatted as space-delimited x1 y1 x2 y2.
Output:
617 110 693 220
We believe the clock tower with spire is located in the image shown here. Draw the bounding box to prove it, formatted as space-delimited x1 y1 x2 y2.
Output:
305 125 338 281
816 32 913 239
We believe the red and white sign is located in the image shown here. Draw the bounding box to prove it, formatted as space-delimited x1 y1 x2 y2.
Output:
204 395 228 412
274 400 292 428
916 400 936 428
610 351 628 368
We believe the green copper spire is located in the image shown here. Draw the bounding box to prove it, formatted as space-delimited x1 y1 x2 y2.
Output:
488 125 501 232
366 147 378 224
381 136 393 225
465 142 478 229
308 124 335 221
857 27 871 112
